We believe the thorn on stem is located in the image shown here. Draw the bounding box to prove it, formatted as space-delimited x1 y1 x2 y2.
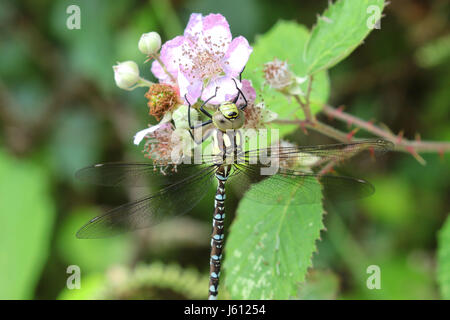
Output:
346 120 353 129
300 121 309 135
369 147 375 159
415 133 421 142
406 146 426 165
396 130 404 143
346 128 359 140
326 167 336 174
326 113 334 122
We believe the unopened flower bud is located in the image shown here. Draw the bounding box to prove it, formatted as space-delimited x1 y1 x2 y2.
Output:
138 32 161 55
113 61 140 90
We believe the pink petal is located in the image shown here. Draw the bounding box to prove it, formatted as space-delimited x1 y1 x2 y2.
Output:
222 36 252 77
201 14 232 45
184 13 203 38
238 79 256 105
150 60 166 81
201 76 240 105
184 13 232 54
151 36 185 82
178 71 202 104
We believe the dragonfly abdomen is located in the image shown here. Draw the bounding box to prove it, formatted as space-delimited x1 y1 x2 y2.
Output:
208 165 231 300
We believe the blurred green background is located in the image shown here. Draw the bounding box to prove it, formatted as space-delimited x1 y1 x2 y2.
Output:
0 0 449 299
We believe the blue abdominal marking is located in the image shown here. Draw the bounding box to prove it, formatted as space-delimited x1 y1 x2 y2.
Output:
215 194 226 201
215 174 228 181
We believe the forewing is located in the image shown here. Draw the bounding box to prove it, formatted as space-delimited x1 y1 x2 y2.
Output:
76 162 208 187
76 165 216 238
243 139 393 167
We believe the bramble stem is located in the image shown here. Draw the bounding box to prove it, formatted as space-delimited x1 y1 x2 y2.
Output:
274 105 450 165
321 105 450 154
151 53 176 83
272 73 450 164
295 75 315 122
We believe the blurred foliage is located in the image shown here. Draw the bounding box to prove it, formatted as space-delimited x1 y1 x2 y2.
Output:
415 34 450 68
297 270 340 300
56 207 134 273
438 216 450 299
0 149 55 299
59 262 209 300
0 0 449 300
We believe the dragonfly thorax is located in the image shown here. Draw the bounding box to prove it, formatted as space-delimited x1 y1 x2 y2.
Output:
211 130 244 165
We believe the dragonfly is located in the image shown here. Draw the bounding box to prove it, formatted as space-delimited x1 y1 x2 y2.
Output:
75 80 393 300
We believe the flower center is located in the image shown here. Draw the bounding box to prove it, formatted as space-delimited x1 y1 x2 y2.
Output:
263 59 293 90
143 124 174 164
145 84 179 120
180 33 228 82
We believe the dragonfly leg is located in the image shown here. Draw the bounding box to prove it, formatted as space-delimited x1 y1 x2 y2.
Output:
199 87 218 118
232 78 247 110
239 66 245 82
186 92 215 143
189 120 213 144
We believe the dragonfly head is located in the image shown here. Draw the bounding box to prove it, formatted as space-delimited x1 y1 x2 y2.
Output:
219 102 239 119
213 102 245 131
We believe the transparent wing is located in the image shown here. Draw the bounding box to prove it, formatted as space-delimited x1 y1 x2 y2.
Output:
242 139 393 166
229 163 374 205
76 165 216 238
76 162 208 187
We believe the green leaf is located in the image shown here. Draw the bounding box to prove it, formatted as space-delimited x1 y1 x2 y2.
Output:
0 150 55 299
223 178 324 299
49 108 102 181
360 177 416 226
438 215 450 299
304 0 385 75
245 21 330 136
